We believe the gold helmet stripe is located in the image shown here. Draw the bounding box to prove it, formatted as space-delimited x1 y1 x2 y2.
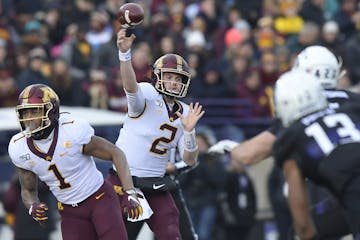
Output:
175 54 182 71
41 86 58 103
155 55 164 68
21 86 33 104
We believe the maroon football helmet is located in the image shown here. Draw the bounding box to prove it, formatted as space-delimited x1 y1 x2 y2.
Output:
16 84 60 139
152 54 191 98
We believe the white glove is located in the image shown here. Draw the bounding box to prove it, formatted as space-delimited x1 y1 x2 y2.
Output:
208 140 238 154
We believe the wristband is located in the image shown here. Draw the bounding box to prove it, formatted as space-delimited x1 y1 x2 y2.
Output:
118 49 131 62
183 129 198 152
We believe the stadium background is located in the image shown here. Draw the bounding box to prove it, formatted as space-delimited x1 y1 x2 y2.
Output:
0 0 359 239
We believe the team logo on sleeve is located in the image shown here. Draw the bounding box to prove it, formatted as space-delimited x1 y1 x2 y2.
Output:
155 100 163 107
63 141 71 148
20 154 31 161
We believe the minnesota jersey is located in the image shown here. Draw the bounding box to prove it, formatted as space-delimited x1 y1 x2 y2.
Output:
116 83 189 177
273 103 360 197
8 114 104 205
268 89 360 135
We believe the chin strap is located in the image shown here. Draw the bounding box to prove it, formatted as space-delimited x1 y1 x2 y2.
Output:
32 123 56 140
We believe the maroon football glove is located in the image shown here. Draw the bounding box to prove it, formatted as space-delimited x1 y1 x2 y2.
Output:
29 202 48 227
123 189 143 220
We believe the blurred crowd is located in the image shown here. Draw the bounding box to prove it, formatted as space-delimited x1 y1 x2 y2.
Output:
1 0 360 122
1 0 360 239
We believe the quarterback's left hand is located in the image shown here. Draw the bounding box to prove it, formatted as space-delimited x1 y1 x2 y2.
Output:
176 102 205 132
123 189 143 220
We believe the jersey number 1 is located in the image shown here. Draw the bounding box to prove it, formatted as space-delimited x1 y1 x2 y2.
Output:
48 164 71 189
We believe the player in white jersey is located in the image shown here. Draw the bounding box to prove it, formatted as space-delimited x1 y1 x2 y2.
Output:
106 28 205 240
8 84 142 240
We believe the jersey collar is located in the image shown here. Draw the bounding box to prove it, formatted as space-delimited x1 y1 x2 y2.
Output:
27 124 59 161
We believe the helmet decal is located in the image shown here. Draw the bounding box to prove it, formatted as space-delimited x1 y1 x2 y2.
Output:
41 86 58 103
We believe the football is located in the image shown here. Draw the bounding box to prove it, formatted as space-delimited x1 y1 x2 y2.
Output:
118 3 144 29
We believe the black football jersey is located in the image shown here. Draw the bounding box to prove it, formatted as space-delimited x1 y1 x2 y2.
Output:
268 89 360 135
273 103 360 197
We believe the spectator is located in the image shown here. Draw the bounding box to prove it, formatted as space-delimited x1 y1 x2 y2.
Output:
107 69 127 113
268 165 292 240
49 57 88 106
258 51 281 87
286 21 321 55
333 0 360 39
344 30 360 84
21 20 47 49
60 23 92 80
185 30 207 54
299 0 325 26
235 68 272 118
85 11 113 50
191 60 230 98
274 46 291 72
43 5 67 48
154 35 177 59
16 47 50 91
0 70 19 107
223 55 250 93
62 0 95 28
320 20 344 57
233 0 263 27
182 131 226 240
90 32 119 78
0 38 16 73
257 17 285 52
131 41 152 83
218 159 256 240
274 2 304 35
87 69 108 109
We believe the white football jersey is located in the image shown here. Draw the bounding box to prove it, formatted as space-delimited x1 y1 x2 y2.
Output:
8 114 104 205
116 83 189 177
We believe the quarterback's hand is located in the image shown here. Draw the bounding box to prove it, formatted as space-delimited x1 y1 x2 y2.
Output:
29 202 48 227
117 29 136 53
123 189 143 220
208 140 238 154
176 102 205 132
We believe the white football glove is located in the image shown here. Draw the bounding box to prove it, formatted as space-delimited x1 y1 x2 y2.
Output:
208 140 238 154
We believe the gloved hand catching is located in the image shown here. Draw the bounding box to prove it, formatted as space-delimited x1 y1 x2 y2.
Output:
29 202 48 227
123 188 143 220
208 139 238 154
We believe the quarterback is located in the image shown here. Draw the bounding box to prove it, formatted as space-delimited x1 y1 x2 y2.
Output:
106 28 204 240
8 84 142 240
